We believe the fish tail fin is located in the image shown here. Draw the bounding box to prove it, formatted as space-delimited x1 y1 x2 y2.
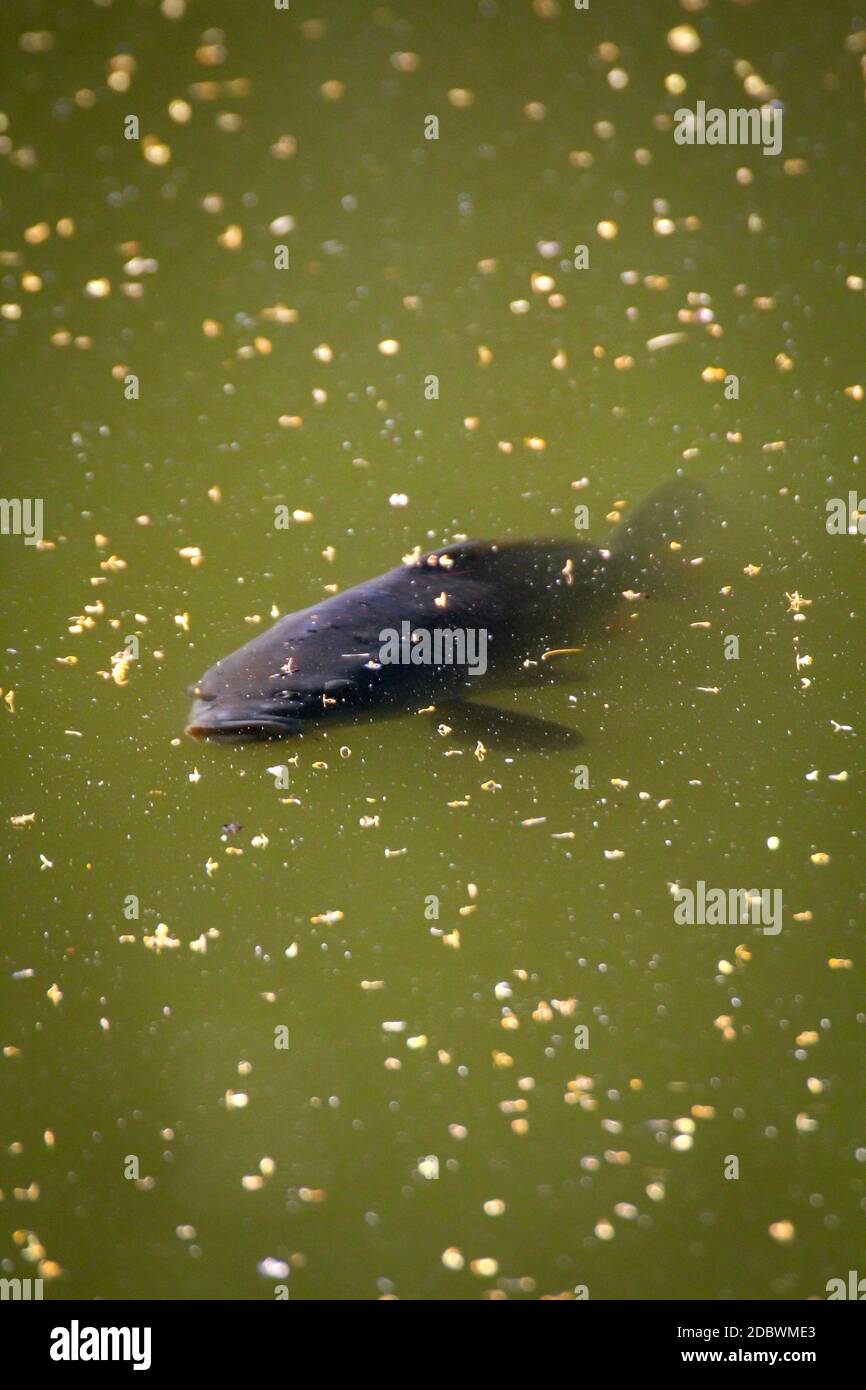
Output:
607 477 707 587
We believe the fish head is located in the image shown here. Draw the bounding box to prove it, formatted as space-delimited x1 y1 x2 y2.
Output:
185 639 307 741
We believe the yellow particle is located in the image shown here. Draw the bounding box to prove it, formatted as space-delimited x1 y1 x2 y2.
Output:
667 25 701 54
810 852 830 866
85 278 111 299
144 923 181 952
321 80 346 101
20 30 54 53
769 1221 795 1243
597 220 618 240
196 42 226 66
378 338 400 355
447 88 474 108
531 273 554 293
142 138 171 166
442 1247 464 1271
26 225 52 250
110 653 132 686
390 51 420 73
270 134 297 160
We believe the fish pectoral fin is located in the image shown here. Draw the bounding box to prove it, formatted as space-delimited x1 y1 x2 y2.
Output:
434 700 584 751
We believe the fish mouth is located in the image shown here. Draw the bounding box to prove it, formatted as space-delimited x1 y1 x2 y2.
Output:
185 700 302 742
185 719 294 742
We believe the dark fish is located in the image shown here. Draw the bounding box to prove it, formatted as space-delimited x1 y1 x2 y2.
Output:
185 480 703 743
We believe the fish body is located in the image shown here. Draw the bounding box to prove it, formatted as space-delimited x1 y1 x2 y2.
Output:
186 538 608 739
185 480 702 741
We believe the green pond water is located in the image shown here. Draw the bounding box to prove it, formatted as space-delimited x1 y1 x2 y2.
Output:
1 0 864 1300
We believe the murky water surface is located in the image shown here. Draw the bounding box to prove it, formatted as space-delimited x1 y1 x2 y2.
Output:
1 0 863 1299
